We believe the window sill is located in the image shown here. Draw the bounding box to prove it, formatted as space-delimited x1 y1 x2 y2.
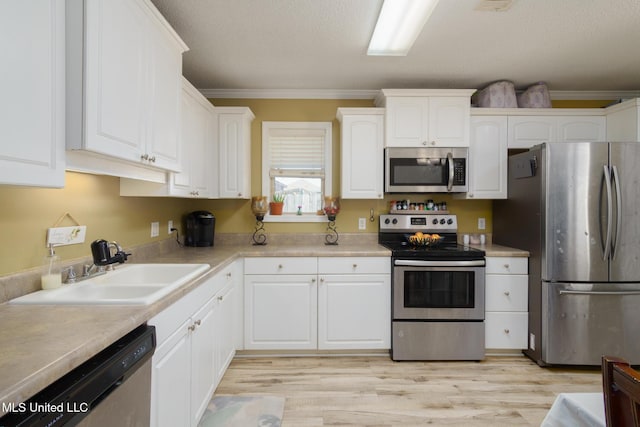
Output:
262 214 328 223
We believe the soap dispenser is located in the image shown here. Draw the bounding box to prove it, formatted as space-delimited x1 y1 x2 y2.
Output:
41 245 62 290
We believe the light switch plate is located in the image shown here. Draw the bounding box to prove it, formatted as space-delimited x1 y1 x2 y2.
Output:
151 222 160 238
46 226 87 246
478 217 486 230
358 218 366 230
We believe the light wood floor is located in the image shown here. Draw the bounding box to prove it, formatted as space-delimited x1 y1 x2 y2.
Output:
215 355 603 426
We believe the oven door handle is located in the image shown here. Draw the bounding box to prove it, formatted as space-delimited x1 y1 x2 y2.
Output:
394 259 485 267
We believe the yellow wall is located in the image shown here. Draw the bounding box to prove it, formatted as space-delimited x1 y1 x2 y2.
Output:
193 98 493 235
0 98 494 276
0 172 197 276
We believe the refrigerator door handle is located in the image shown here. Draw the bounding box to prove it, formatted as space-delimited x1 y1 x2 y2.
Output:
603 165 613 261
559 290 640 296
611 165 622 260
446 152 454 192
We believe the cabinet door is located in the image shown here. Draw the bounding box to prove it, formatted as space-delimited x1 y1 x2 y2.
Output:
507 117 557 148
244 275 317 349
83 0 148 161
151 319 191 427
428 97 471 147
466 116 508 199
340 114 384 199
318 275 390 350
485 312 528 349
385 97 429 147
146 15 183 172
218 111 252 198
557 116 606 142
214 282 236 386
171 81 212 197
0 1 65 187
190 297 217 427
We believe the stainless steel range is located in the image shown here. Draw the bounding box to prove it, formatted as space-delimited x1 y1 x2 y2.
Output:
379 214 486 361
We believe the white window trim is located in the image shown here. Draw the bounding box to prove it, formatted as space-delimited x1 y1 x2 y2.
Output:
261 121 332 223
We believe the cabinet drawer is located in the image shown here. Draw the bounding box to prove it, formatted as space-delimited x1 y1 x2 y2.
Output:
244 257 317 275
486 257 527 275
485 312 528 349
318 257 390 275
485 275 528 311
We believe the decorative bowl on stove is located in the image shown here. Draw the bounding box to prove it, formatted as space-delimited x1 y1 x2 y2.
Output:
407 233 445 247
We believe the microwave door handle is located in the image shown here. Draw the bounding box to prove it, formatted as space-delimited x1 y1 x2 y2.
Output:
602 165 613 261
446 152 454 191
611 165 622 260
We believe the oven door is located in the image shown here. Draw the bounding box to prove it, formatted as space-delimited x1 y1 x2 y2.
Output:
393 259 485 320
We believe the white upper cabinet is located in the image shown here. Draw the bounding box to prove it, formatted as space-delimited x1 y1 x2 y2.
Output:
458 116 508 200
218 107 254 199
606 98 640 142
0 1 65 187
507 114 605 148
376 89 474 147
337 108 384 199
120 78 218 198
66 0 188 182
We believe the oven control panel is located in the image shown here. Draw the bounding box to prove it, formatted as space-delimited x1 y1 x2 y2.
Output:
380 214 457 232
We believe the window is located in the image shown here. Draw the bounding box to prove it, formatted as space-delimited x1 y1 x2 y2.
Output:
262 122 332 221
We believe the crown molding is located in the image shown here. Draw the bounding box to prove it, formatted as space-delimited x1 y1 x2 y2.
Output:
548 90 640 100
199 88 379 100
198 88 640 101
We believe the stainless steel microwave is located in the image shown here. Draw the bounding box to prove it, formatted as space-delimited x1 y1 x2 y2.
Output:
385 147 468 193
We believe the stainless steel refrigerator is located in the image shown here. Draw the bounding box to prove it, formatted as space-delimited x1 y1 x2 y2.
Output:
494 142 640 366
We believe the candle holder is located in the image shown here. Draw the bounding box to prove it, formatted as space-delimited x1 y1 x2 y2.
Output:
323 197 340 245
251 196 268 245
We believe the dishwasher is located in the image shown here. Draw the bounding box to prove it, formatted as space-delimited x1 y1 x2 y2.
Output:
0 324 156 427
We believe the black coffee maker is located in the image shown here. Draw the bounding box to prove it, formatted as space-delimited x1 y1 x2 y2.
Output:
184 211 215 247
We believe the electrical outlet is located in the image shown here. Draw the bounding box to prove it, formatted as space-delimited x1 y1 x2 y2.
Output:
529 333 536 351
478 217 486 230
167 220 174 234
358 218 366 230
151 222 160 238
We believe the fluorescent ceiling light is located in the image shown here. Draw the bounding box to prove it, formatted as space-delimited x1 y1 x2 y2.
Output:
367 0 440 56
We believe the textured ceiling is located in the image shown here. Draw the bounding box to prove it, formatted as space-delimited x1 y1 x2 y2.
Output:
150 0 640 94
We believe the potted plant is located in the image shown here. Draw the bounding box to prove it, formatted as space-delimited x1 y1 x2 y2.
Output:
269 193 285 215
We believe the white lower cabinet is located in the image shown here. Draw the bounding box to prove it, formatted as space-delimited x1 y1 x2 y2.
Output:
149 262 239 427
244 271 318 350
485 256 529 350
244 256 390 351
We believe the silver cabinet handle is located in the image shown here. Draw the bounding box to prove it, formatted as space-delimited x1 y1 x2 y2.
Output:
352 264 357 269
504 291 510 296
311 278 316 283
188 324 196 331
503 264 510 269
504 329 510 334
140 154 149 161
218 295 224 301
194 319 201 326
149 156 156 163
278 264 283 269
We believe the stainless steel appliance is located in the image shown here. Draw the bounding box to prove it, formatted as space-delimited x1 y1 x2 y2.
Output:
385 147 468 193
379 214 486 361
494 142 640 366
0 325 156 426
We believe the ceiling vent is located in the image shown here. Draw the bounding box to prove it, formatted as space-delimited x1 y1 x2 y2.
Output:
474 0 514 12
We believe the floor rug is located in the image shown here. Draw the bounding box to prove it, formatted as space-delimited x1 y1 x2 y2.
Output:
198 395 285 427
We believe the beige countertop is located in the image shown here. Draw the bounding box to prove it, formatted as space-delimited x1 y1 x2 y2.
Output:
0 238 528 412
0 240 390 414
470 243 530 257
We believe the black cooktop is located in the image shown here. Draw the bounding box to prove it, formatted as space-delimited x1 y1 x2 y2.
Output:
380 241 486 260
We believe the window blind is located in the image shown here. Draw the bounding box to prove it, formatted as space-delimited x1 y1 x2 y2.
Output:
267 129 326 171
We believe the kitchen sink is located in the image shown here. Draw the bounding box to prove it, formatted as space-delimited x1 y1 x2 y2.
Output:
10 263 210 305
